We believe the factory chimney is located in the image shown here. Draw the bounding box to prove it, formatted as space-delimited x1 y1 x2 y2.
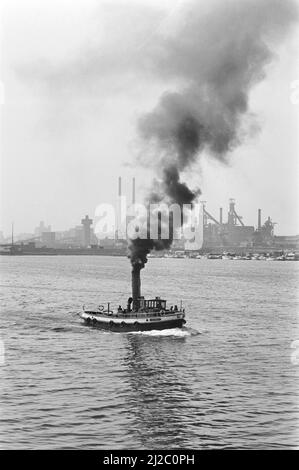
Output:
219 207 223 224
131 265 141 311
132 177 136 205
116 177 122 240
258 209 262 231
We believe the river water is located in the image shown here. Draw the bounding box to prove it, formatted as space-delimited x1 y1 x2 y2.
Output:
0 255 298 449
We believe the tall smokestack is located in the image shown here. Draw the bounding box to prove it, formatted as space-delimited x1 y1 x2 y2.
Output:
219 207 223 224
132 177 136 205
132 265 141 310
258 209 261 230
116 177 122 240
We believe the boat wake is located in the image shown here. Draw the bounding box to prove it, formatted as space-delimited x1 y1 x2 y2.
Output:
130 327 200 338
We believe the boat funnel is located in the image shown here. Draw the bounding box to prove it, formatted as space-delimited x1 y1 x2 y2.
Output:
132 265 141 310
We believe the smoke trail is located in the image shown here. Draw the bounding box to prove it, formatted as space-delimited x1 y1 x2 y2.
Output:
128 0 298 270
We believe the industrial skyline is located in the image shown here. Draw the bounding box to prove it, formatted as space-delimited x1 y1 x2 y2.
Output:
1 174 297 244
1 175 298 253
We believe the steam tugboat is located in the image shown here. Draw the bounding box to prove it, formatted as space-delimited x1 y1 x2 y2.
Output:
79 266 186 332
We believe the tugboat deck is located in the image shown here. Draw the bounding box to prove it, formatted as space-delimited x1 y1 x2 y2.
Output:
80 296 186 332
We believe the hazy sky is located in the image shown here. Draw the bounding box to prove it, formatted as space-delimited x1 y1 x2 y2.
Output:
1 0 299 237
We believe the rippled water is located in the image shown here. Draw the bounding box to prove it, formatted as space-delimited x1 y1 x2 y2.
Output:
0 255 298 449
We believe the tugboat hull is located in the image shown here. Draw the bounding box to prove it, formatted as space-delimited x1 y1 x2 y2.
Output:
80 311 186 332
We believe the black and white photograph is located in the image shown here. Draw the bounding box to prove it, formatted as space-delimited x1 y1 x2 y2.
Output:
0 0 299 454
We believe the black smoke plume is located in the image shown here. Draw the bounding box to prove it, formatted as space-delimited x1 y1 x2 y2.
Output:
128 0 298 271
